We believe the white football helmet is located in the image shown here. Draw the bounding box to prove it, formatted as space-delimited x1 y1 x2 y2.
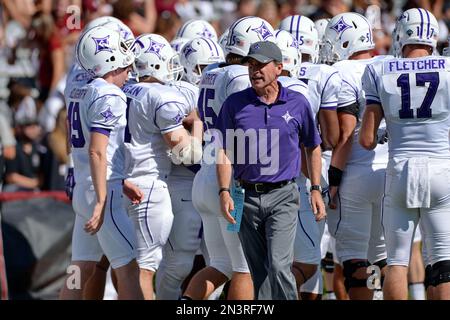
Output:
180 37 224 85
171 37 190 55
76 26 135 77
218 29 229 55
225 16 276 58
390 20 402 57
275 29 301 76
321 12 375 63
315 18 330 63
102 21 135 47
83 16 123 31
82 17 135 47
396 8 439 55
176 19 218 42
315 18 330 40
279 15 319 63
132 33 183 83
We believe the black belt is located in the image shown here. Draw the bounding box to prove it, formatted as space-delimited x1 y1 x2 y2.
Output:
238 179 295 194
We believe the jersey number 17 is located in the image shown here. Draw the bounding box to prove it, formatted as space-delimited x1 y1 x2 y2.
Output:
397 72 439 119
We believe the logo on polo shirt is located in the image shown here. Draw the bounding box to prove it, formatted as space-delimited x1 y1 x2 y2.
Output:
282 111 294 124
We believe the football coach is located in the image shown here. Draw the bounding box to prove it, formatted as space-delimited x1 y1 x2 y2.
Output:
216 41 325 300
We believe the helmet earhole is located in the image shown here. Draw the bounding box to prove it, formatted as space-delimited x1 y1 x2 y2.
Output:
343 41 349 48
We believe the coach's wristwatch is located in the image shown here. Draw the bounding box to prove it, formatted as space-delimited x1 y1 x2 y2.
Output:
310 185 322 193
218 187 231 196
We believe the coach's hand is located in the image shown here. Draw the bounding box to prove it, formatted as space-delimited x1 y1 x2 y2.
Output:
123 179 144 204
220 191 236 224
328 186 339 210
85 202 105 235
311 190 326 221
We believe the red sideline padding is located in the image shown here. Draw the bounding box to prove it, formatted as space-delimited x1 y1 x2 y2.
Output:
0 191 70 204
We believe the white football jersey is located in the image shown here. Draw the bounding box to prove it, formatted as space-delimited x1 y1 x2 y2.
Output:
122 81 190 185
333 56 390 166
167 80 200 177
297 62 341 116
278 75 309 99
64 63 92 99
168 80 199 114
198 64 250 132
363 56 450 158
66 78 127 184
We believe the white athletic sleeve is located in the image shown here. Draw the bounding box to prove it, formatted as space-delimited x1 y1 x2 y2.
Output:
155 101 186 134
362 64 381 105
320 69 341 110
88 94 126 133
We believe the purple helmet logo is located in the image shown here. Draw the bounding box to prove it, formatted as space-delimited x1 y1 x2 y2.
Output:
93 35 113 54
251 22 273 40
183 44 197 58
144 39 166 58
330 17 352 35
197 26 213 39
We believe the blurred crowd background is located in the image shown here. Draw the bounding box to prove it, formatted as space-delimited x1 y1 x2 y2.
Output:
0 0 449 195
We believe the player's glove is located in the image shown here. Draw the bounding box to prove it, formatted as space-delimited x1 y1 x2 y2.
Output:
65 167 75 200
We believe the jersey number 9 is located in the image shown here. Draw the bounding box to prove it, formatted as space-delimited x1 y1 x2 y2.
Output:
68 101 86 148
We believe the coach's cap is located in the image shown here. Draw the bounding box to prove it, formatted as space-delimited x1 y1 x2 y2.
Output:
242 41 283 64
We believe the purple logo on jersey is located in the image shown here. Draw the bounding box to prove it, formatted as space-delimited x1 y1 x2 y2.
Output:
251 22 273 40
172 112 184 124
330 17 352 34
93 36 113 54
145 39 166 58
183 44 197 59
101 107 115 122
197 27 213 39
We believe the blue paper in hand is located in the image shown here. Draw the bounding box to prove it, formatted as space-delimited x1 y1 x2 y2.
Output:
227 185 245 233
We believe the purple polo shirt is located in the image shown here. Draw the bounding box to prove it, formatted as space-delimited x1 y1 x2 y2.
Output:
216 82 321 183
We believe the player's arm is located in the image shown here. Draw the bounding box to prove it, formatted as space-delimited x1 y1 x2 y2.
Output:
182 108 203 142
359 103 384 150
215 97 235 224
64 112 75 200
163 128 202 165
360 64 384 151
328 105 358 209
217 148 235 224
318 109 339 150
305 144 326 221
301 101 326 221
85 131 108 235
319 70 342 150
158 99 202 165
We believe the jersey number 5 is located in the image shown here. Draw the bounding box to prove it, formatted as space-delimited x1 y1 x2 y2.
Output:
397 72 439 119
198 88 216 130
68 101 85 148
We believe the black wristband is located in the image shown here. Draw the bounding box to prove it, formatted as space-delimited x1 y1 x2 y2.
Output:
218 188 230 196
328 165 343 187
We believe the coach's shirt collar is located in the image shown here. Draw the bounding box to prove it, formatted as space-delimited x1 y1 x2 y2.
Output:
248 81 288 105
